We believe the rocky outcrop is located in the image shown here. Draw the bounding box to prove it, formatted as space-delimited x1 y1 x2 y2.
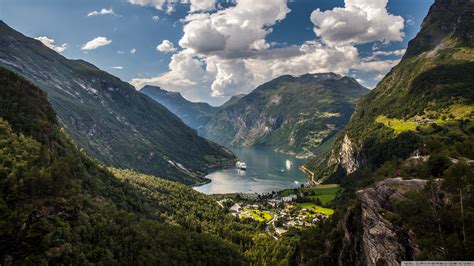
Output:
338 178 429 265
338 134 359 174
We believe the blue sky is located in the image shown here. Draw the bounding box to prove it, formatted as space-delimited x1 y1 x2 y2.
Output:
0 0 433 105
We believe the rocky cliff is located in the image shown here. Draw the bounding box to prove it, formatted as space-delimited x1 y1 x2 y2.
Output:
338 178 428 265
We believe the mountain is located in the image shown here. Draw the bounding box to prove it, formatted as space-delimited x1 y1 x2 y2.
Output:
220 94 246 108
306 0 474 180
140 85 219 130
299 1 474 263
203 73 369 157
0 67 249 264
0 21 235 185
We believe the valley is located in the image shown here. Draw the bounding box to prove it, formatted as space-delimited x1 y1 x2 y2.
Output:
1 0 473 265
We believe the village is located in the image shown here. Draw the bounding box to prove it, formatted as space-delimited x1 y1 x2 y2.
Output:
215 184 340 238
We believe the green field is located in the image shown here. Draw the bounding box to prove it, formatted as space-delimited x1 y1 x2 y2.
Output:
304 184 341 205
246 209 273 222
297 202 334 216
376 104 474 134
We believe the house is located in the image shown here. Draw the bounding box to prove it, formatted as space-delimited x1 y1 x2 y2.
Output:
230 203 242 213
282 194 297 202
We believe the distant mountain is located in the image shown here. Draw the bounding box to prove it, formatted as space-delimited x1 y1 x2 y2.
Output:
220 94 246 108
140 85 218 130
0 67 250 264
0 21 235 185
203 73 369 157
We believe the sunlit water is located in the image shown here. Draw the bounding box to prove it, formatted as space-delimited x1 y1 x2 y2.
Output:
194 147 309 194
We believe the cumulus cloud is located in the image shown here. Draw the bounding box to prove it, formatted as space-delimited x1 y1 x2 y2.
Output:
35 36 68 53
152 15 160 21
157 40 177 52
111 66 124 70
179 0 289 58
88 8 116 16
131 51 215 102
81 37 112 50
131 0 406 104
310 0 404 45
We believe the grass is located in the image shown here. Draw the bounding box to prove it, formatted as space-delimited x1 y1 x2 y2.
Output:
307 194 337 205
279 184 341 205
376 105 474 134
302 184 341 205
297 202 334 216
246 209 273 223
376 115 418 133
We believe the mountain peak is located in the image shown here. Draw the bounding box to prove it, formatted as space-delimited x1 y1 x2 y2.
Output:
404 0 474 58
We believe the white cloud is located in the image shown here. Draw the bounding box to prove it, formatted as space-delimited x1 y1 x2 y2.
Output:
179 0 289 58
405 15 415 26
156 40 177 52
131 0 405 104
88 8 116 17
372 49 406 57
81 37 112 50
111 66 124 70
189 0 216 12
35 36 68 53
117 50 125 54
128 0 173 12
152 15 160 21
129 0 216 14
130 48 137 54
310 0 404 45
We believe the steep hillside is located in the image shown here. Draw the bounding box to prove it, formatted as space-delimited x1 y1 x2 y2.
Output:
204 73 368 157
306 0 474 179
140 85 219 130
0 67 249 264
0 21 235 185
298 1 474 264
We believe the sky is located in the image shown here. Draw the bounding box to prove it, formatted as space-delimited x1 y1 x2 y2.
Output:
0 0 434 105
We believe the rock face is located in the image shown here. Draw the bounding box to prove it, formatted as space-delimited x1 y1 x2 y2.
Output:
335 134 360 174
338 178 428 265
0 21 235 185
203 73 368 157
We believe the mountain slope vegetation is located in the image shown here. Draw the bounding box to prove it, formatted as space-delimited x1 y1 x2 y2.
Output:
0 21 235 185
0 67 310 265
0 67 248 264
203 73 368 157
298 1 474 263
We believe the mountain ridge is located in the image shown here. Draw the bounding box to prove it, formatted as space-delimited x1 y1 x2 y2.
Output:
202 72 369 157
0 21 235 185
140 85 219 131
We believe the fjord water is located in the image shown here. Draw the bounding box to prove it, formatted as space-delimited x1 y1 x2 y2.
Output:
194 147 308 194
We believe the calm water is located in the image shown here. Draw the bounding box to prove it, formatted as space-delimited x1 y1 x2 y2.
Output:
194 147 309 194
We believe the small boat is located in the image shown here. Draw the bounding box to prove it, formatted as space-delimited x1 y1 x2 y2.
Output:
235 161 247 170
285 159 293 170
